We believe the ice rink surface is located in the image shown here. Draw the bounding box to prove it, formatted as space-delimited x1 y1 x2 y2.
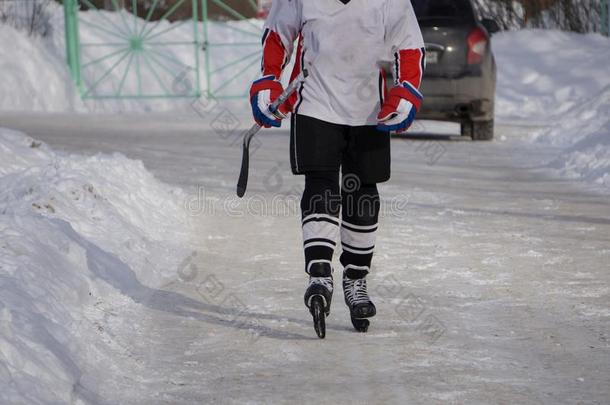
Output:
1 112 608 404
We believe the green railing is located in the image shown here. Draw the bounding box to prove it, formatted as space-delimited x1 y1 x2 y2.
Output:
63 0 265 100
65 0 201 99
201 0 263 100
64 0 82 93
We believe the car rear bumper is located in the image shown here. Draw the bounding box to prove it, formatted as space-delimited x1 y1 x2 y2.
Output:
418 74 495 122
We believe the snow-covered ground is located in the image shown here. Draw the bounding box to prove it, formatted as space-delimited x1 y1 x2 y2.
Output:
1 7 610 405
494 29 610 188
0 128 194 403
1 113 609 404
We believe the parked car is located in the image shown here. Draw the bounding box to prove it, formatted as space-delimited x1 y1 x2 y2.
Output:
412 0 499 140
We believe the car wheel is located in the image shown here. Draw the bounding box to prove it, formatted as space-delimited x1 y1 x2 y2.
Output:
461 120 494 141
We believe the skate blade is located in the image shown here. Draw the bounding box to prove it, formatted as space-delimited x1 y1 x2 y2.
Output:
310 296 326 339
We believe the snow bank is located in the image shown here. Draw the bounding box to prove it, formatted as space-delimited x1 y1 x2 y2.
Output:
0 23 78 112
494 29 610 188
494 29 610 123
548 106 610 187
536 85 610 187
0 128 193 403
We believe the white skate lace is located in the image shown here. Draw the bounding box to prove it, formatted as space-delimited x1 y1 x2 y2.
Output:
310 276 333 292
345 278 370 305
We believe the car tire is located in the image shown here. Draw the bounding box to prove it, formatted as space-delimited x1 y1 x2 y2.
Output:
462 120 494 141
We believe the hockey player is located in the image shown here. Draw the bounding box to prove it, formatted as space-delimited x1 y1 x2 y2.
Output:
249 0 425 337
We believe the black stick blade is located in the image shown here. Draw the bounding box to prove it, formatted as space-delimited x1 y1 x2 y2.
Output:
236 143 250 197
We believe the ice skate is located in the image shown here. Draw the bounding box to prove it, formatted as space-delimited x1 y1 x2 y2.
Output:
343 268 376 332
304 262 333 338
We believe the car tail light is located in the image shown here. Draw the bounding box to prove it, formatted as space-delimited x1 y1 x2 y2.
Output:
467 27 488 65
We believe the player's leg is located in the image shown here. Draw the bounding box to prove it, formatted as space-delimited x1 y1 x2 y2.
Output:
340 124 390 331
340 179 380 330
291 114 346 333
301 170 340 315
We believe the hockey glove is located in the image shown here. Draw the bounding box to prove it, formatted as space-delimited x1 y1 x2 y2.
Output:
249 75 289 128
377 83 423 133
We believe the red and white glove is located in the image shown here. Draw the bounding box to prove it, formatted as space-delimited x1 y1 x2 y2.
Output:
377 83 422 133
249 75 291 128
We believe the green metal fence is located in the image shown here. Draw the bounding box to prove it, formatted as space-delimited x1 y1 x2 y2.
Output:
63 0 264 100
64 0 201 99
64 0 82 93
201 0 263 99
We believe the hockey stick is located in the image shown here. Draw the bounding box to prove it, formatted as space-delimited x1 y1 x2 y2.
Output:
236 69 309 198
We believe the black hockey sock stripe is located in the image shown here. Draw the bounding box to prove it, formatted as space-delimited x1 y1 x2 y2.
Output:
302 216 339 246
340 250 374 274
301 171 341 273
305 245 335 272
341 222 378 233
340 220 377 258
302 215 340 227
304 238 337 247
341 242 374 252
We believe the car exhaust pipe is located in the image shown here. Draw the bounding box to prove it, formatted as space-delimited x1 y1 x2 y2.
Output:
455 103 473 116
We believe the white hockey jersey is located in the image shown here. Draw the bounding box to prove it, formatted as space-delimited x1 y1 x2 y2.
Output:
260 0 425 126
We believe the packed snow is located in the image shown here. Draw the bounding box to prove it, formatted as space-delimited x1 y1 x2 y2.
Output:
0 23 76 112
493 29 610 188
494 30 610 123
0 128 193 403
2 113 609 404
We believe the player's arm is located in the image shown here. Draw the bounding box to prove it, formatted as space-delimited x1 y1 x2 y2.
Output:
249 0 301 128
378 0 426 133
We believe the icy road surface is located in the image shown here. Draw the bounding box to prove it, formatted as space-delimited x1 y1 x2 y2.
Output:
2 112 609 404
